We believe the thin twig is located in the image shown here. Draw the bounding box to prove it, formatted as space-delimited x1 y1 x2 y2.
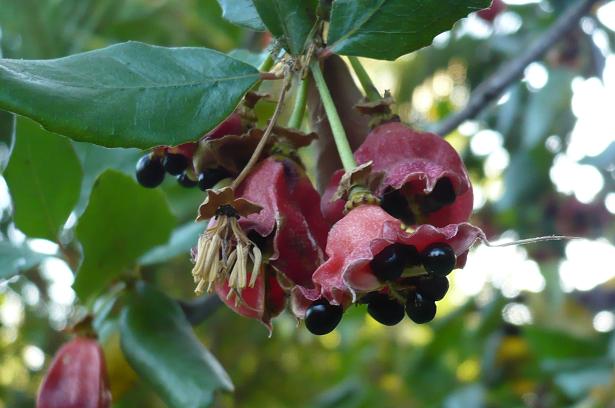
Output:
432 0 603 136
231 74 292 189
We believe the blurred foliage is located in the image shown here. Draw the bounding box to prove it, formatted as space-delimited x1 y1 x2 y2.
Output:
1 0 615 407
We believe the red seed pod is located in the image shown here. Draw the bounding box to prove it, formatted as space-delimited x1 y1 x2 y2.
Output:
322 122 473 227
215 156 329 327
292 205 483 318
37 337 111 408
202 112 244 141
163 113 244 163
477 0 506 22
216 267 287 328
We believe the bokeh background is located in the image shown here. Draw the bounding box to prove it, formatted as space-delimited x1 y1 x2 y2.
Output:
1 0 615 406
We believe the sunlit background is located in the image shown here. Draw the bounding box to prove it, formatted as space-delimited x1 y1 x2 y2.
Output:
1 0 615 407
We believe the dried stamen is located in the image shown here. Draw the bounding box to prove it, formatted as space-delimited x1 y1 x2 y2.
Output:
191 214 264 297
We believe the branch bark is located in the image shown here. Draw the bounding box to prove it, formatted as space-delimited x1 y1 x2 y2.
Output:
432 0 603 137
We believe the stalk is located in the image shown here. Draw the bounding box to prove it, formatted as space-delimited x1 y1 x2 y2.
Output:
310 61 357 172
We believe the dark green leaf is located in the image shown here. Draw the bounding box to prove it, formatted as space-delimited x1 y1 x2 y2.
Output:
217 0 265 31
72 141 141 216
139 221 204 266
327 0 490 60
0 42 260 149
4 117 82 241
73 170 175 300
0 109 15 172
120 282 233 408
0 240 45 279
252 0 317 55
228 49 269 68
524 326 607 360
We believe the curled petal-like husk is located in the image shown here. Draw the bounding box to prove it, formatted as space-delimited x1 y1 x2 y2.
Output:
292 205 483 318
235 156 328 288
37 337 111 408
214 156 329 326
322 122 473 226
355 122 470 196
216 269 286 332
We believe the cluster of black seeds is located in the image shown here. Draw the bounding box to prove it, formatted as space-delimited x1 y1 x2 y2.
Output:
135 152 229 190
380 177 456 223
304 242 456 335
368 242 455 326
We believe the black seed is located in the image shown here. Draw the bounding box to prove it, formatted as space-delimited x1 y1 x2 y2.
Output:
405 292 437 324
163 152 189 175
247 231 268 251
366 293 405 326
305 299 343 335
415 275 449 301
419 178 457 213
370 244 407 282
381 189 415 225
198 168 228 191
136 154 165 188
421 243 456 276
177 172 197 188
430 178 456 205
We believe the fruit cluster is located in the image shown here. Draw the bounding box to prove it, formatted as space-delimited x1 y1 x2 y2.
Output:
135 113 243 190
133 111 482 336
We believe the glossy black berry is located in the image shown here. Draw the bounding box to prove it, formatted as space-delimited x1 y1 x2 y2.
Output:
136 154 165 188
198 168 228 191
370 244 407 282
415 275 449 301
421 243 456 276
405 292 436 324
163 152 189 175
177 172 197 188
305 299 343 335
366 293 405 326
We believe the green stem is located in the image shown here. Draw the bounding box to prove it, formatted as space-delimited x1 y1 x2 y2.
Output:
348 56 381 102
287 77 309 129
250 55 276 92
258 54 275 72
310 61 357 172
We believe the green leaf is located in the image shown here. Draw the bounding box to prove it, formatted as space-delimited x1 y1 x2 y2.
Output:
0 109 15 172
228 49 269 68
524 326 607 360
327 0 490 60
0 240 45 279
120 282 233 408
74 170 175 300
71 141 142 216
252 0 317 55
216 0 265 31
4 117 82 241
139 221 204 266
0 41 260 149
